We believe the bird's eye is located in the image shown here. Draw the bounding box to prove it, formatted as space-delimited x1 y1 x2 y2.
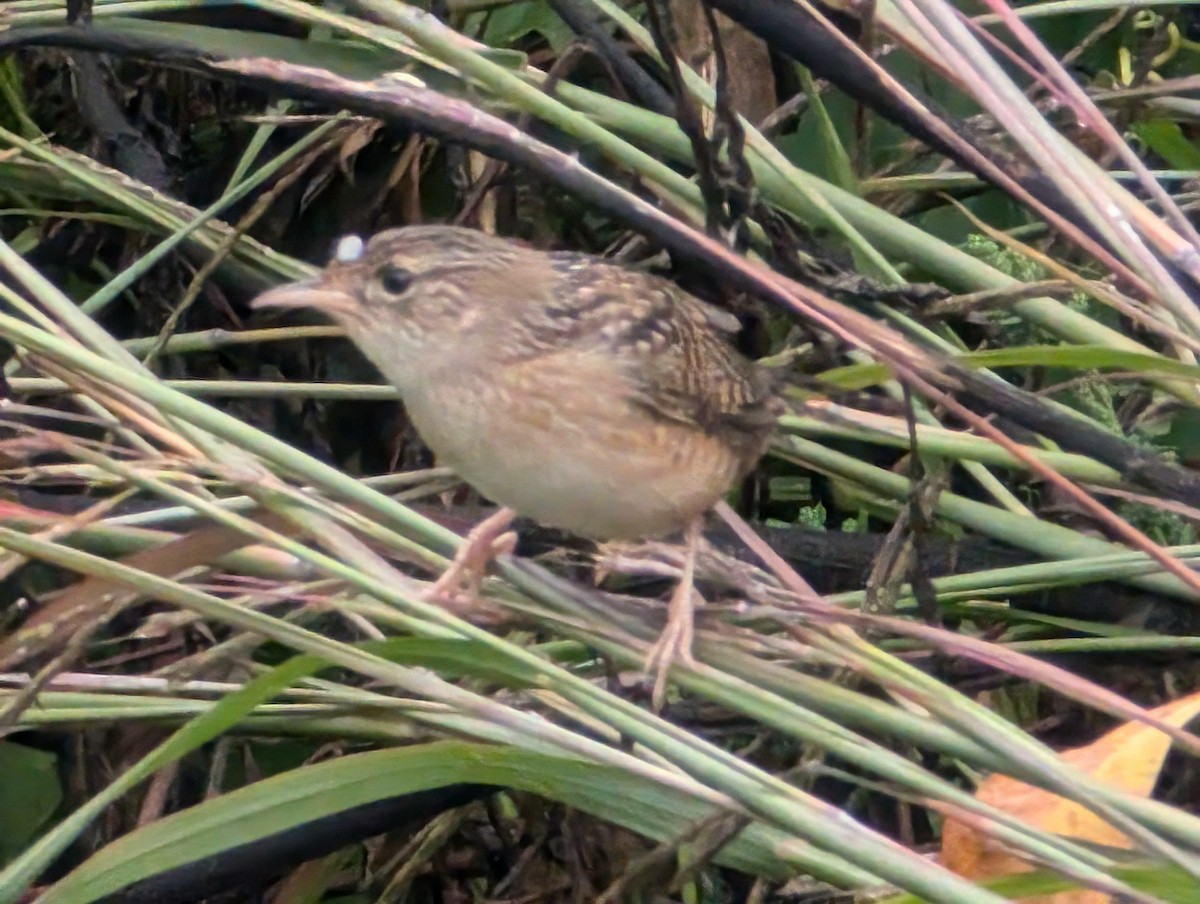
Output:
378 264 413 296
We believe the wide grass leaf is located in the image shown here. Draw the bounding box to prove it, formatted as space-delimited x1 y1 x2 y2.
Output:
40 741 802 903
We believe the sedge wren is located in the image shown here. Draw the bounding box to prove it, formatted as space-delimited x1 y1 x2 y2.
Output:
253 225 779 701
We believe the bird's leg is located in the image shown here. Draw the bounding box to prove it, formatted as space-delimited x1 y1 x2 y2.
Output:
423 507 518 603
644 516 703 708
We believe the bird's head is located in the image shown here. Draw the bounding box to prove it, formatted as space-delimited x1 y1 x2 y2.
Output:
252 225 536 385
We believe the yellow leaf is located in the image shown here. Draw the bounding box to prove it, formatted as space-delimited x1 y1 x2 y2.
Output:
942 689 1200 903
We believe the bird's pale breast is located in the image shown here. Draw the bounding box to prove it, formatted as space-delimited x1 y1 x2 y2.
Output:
400 349 743 540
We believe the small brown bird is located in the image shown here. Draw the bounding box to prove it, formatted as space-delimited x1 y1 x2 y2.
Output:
253 225 779 699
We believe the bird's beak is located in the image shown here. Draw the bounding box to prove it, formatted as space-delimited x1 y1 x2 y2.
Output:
251 275 360 317
254 235 369 316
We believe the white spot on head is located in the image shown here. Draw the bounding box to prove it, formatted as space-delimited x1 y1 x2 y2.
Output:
335 235 365 263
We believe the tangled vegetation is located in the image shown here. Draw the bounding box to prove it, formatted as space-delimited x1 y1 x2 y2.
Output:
1 0 1200 901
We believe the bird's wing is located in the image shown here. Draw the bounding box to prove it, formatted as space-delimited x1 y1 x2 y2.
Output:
531 258 780 462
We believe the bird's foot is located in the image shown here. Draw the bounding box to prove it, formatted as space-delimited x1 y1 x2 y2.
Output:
643 574 698 709
594 540 687 585
423 507 518 604
641 516 704 710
